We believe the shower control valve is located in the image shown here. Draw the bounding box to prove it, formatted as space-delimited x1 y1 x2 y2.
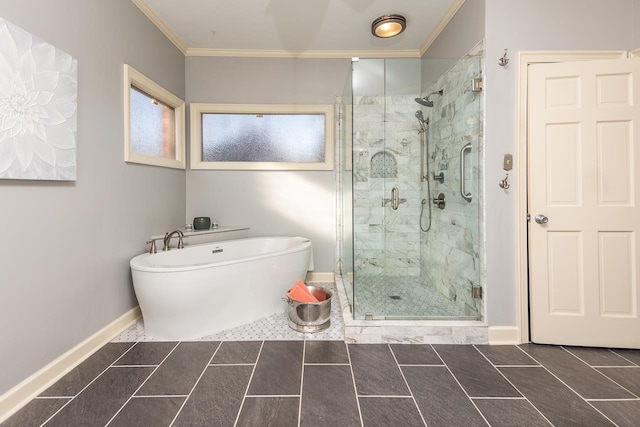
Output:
433 193 446 210
432 172 444 183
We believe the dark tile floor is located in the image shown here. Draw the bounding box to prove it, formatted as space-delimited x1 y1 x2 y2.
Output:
4 342 640 427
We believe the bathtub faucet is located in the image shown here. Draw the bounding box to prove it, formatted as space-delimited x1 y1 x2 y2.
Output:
163 230 184 251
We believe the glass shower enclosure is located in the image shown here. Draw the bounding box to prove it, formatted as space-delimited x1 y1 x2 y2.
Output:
338 47 483 321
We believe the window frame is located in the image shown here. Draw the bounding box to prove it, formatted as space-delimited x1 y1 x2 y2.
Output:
190 103 334 171
123 64 186 169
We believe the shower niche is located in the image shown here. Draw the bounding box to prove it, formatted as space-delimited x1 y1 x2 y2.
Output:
338 45 483 322
370 151 397 178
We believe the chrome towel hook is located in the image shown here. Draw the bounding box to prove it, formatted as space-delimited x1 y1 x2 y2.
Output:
499 173 510 189
498 49 509 67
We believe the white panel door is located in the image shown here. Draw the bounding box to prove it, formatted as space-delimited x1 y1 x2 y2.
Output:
529 59 640 348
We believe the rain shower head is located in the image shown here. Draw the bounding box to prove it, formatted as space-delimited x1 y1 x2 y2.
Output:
414 97 433 107
415 89 444 107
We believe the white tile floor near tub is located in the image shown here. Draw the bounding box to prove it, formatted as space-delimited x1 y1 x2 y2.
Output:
112 282 344 342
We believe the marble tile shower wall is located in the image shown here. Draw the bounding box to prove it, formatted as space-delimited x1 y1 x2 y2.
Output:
421 56 483 317
352 95 422 277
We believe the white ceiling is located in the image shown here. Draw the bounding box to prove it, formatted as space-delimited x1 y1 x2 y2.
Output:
132 0 463 57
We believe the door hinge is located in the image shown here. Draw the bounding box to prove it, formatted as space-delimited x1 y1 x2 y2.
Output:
526 213 531 222
472 77 483 92
472 285 483 299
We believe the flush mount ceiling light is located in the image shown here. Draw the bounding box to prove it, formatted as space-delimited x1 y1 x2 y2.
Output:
371 14 406 38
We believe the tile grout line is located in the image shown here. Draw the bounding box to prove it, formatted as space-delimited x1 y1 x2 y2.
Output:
472 344 553 426
244 394 301 398
303 362 350 366
355 395 415 398
296 341 306 427
397 363 444 367
470 396 528 401
38 342 139 427
232 341 265 427
208 363 255 367
491 364 540 368
388 344 427 427
112 364 158 368
514 346 620 427
592 365 638 369
103 341 181 427
132 394 188 398
168 341 223 427
345 343 365 427
585 398 640 402
34 396 74 400
431 345 491 427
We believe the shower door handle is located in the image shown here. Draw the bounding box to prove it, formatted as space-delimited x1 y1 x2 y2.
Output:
460 143 473 203
391 187 399 210
382 188 405 209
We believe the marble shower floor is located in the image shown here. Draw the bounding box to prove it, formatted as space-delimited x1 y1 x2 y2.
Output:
112 282 344 342
353 275 475 320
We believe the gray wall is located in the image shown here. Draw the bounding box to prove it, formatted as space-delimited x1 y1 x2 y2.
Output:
423 0 485 59
484 0 635 326
421 0 484 105
185 57 351 272
635 0 640 47
0 0 185 394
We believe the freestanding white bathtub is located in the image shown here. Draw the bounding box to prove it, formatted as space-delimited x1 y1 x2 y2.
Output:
130 236 313 340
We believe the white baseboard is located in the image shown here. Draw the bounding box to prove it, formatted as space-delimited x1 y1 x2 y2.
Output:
305 272 335 283
488 326 521 345
0 306 141 423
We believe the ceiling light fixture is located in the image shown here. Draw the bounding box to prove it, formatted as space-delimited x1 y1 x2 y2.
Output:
371 14 406 38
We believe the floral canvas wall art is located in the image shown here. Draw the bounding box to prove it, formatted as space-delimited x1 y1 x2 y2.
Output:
0 18 78 180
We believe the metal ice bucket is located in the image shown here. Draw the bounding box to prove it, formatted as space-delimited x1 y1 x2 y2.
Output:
283 286 332 333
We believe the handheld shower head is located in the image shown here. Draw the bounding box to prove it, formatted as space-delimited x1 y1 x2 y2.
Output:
415 110 428 132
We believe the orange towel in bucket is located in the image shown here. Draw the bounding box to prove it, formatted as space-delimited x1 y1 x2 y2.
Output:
287 280 319 303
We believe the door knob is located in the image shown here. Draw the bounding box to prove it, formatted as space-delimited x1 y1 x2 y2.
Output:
534 214 549 224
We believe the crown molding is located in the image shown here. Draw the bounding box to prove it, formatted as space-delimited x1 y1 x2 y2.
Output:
419 0 466 56
185 48 421 59
131 0 187 54
133 0 457 59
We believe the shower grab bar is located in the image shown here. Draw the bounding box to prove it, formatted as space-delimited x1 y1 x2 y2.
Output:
460 143 473 203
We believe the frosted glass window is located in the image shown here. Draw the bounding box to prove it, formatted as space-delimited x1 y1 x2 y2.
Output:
123 65 185 169
201 114 325 162
190 103 334 170
130 86 176 159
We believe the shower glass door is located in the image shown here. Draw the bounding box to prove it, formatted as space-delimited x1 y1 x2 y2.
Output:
350 50 482 320
351 58 423 319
